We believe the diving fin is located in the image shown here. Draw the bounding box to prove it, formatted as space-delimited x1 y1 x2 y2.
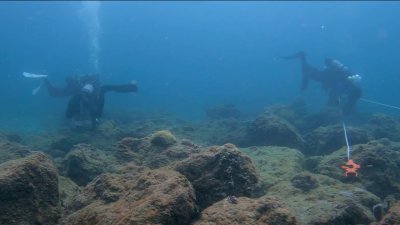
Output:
32 82 44 95
23 72 48 79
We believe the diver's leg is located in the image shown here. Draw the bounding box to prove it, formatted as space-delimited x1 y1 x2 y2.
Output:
66 95 81 119
298 55 323 87
343 87 362 114
327 91 341 108
281 52 322 90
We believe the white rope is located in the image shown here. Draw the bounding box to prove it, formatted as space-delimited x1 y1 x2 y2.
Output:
361 98 400 111
342 120 351 161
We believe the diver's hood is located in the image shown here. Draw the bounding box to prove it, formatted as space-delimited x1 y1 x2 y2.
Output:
82 84 94 94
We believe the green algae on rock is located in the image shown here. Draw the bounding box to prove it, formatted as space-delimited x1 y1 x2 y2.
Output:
267 173 380 225
0 139 31 164
61 169 197 225
150 130 178 147
240 146 304 192
193 196 297 225
62 143 114 186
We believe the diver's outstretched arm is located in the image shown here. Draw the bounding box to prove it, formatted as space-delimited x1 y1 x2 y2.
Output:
91 81 138 121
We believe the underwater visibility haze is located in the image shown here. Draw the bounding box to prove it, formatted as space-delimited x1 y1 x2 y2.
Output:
1 1 400 225
0 1 398 131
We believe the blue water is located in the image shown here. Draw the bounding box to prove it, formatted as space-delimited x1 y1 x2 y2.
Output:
1 1 399 132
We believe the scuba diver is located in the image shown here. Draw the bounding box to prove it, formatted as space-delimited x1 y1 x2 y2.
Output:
281 51 362 114
41 74 138 129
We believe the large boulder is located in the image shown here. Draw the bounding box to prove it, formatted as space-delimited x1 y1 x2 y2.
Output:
193 196 297 225
304 124 370 156
62 143 113 186
174 143 259 209
240 114 305 149
61 169 197 225
317 139 400 199
267 173 380 225
0 152 60 225
240 146 304 193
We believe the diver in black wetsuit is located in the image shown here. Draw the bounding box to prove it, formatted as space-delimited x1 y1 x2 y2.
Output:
43 74 138 128
282 51 362 114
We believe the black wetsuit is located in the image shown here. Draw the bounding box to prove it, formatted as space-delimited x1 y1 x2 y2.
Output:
44 75 138 128
282 52 362 114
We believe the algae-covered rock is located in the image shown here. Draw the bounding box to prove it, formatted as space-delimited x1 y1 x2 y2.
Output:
267 173 380 225
62 143 113 186
317 139 400 199
59 176 81 212
0 152 60 225
61 169 197 225
174 143 259 209
365 114 400 141
116 133 200 169
378 201 400 225
150 130 177 147
0 139 31 164
291 172 319 192
240 146 304 192
193 196 297 225
241 114 305 149
304 124 370 156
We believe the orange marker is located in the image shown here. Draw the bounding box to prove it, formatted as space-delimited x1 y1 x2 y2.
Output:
340 159 360 176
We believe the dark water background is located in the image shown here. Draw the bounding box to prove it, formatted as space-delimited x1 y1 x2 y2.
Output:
0 1 399 132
